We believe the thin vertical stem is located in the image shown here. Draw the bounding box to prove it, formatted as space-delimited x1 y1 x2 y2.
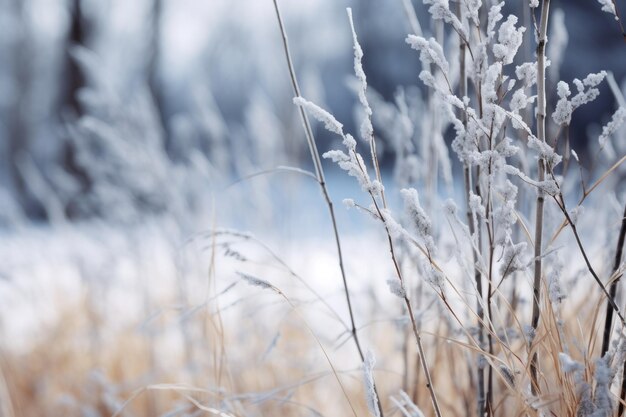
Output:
271 1 384 416
457 2 486 415
374 198 444 417
610 205 626 417
531 0 551 396
602 204 626 356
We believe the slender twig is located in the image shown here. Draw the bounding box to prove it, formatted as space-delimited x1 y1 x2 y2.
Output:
601 204 626 356
228 166 318 188
347 8 388 210
370 195 444 417
456 2 486 414
271 1 384 416
334 122 442 416
549 190 626 327
608 0 626 40
530 0 551 396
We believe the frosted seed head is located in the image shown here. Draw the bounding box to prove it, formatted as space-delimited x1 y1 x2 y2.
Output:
556 81 571 98
293 96 343 136
599 107 626 146
238 272 272 290
362 350 381 417
386 278 406 298
598 0 617 16
401 188 432 238
493 15 525 65
559 352 583 373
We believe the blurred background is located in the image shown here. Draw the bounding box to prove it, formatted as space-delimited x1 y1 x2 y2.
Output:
0 0 624 226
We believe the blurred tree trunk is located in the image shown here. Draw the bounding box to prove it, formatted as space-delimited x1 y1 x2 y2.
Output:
66 0 85 115
61 0 91 218
149 0 168 144
7 0 45 219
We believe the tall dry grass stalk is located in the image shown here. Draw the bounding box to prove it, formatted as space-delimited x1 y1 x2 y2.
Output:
271 1 385 416
530 0 551 396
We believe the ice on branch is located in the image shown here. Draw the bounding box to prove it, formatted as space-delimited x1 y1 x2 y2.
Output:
293 96 343 135
597 0 618 19
515 62 537 87
493 180 519 244
483 63 503 103
295 96 382 196
401 188 436 254
387 278 406 298
423 0 466 37
510 88 534 113
487 2 505 41
347 8 374 144
599 107 626 146
405 35 449 74
548 255 565 309
528 136 562 167
552 81 573 125
552 72 607 126
363 351 381 417
343 198 356 209
500 241 527 277
493 15 525 65
422 261 445 290
462 0 481 26
379 208 406 240
504 165 561 196
529 0 539 8
323 137 383 196
516 60 550 88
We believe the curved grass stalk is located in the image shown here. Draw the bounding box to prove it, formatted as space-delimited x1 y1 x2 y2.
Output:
271 1 384 416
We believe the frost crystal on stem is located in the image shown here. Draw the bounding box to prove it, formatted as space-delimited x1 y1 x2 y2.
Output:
401 188 436 254
347 8 374 144
597 0 618 19
405 35 450 74
387 278 406 298
493 15 525 65
293 96 344 136
423 0 466 37
553 72 607 126
363 351 381 417
599 107 626 147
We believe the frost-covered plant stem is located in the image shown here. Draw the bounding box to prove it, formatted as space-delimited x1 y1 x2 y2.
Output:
530 0 551 396
609 205 626 417
347 8 387 210
457 2 485 413
602 204 626 356
369 194 443 417
552 192 626 325
271 2 384 416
